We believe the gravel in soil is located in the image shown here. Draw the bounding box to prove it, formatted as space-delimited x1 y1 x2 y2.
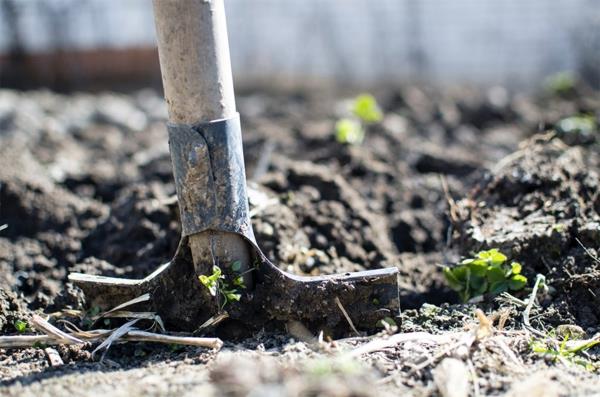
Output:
0 85 599 396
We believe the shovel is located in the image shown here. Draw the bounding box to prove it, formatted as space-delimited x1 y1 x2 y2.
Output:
69 0 400 337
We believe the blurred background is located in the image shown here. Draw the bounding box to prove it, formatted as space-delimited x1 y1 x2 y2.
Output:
1 0 599 92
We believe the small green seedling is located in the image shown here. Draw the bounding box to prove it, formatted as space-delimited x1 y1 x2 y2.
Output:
82 305 102 327
352 94 383 123
335 118 364 145
14 319 28 333
443 249 527 302
198 264 245 310
556 114 597 137
335 94 383 145
198 266 222 297
377 316 397 328
531 332 599 370
544 72 576 96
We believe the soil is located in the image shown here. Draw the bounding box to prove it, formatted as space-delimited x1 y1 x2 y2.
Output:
0 84 599 396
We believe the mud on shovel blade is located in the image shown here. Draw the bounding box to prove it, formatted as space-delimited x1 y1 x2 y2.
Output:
68 0 400 336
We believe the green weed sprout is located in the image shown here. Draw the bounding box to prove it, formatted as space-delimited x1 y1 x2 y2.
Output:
198 266 222 297
443 249 527 302
335 94 382 145
531 332 599 370
198 263 245 309
544 72 576 96
14 319 28 333
335 119 364 145
352 94 383 123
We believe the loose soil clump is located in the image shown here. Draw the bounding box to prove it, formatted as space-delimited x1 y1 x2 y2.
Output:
455 135 600 330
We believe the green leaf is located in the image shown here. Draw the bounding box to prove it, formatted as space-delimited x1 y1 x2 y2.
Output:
335 118 365 145
508 274 528 291
486 266 506 283
209 266 222 281
14 319 27 333
452 266 469 282
472 278 488 296
489 280 508 295
567 340 600 354
225 292 241 302
443 267 464 291
477 249 507 266
352 94 383 123
233 275 246 288
510 262 522 275
231 261 242 272
377 317 397 328
469 275 487 291
198 274 218 296
489 251 507 266
531 340 549 354
468 260 488 277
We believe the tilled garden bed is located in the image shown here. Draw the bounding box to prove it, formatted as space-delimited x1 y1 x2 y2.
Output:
0 85 599 396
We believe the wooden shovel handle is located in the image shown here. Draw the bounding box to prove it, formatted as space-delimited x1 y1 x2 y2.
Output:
153 0 236 123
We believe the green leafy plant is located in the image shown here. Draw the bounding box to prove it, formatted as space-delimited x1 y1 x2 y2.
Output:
335 94 383 145
531 332 599 370
198 264 245 309
198 266 222 297
443 249 527 302
352 94 383 123
335 118 364 145
14 319 28 333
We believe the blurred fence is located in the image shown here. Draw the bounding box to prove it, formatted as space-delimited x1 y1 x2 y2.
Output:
1 0 599 90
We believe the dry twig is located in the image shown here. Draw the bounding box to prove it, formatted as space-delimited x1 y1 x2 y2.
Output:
347 331 458 358
335 297 360 336
31 315 84 345
0 322 223 351
522 274 546 337
575 237 600 265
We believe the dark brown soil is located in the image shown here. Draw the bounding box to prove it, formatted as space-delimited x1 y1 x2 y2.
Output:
454 135 600 331
0 85 599 396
